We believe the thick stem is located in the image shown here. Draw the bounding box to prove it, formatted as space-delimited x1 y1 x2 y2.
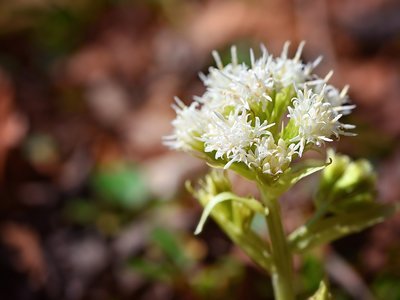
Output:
258 182 295 300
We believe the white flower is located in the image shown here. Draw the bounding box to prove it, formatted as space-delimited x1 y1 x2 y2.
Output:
287 86 355 154
198 47 248 111
308 71 355 115
270 41 321 89
201 109 274 168
319 84 355 115
226 48 274 111
247 137 297 175
163 98 207 151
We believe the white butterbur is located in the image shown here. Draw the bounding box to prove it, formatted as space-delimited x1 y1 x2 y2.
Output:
174 43 388 300
165 42 355 179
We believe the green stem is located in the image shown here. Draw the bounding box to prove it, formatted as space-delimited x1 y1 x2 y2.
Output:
258 182 295 300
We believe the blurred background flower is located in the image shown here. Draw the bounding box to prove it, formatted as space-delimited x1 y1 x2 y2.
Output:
0 0 399 299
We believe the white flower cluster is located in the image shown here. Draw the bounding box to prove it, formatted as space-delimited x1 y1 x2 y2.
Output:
164 42 355 176
287 86 355 154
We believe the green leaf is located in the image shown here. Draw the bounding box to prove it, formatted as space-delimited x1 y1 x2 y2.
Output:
265 159 330 196
91 162 149 209
194 192 267 235
286 159 331 186
290 203 396 253
309 281 333 300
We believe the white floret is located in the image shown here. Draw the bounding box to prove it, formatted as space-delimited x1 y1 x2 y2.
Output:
270 41 321 89
201 109 274 168
247 137 297 175
287 86 355 154
163 98 207 151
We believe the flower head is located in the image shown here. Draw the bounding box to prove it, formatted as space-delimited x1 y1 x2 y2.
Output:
247 137 297 175
201 109 274 168
287 86 355 154
165 42 355 178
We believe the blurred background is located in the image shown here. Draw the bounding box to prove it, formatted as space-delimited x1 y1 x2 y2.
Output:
0 0 400 299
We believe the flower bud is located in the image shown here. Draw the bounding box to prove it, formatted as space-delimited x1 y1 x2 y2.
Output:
318 149 350 193
315 151 376 214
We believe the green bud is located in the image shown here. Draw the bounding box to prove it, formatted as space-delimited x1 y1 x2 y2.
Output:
334 159 374 192
315 151 376 214
318 150 350 194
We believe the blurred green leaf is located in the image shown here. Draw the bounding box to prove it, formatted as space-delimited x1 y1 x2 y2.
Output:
91 162 149 210
300 255 325 294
